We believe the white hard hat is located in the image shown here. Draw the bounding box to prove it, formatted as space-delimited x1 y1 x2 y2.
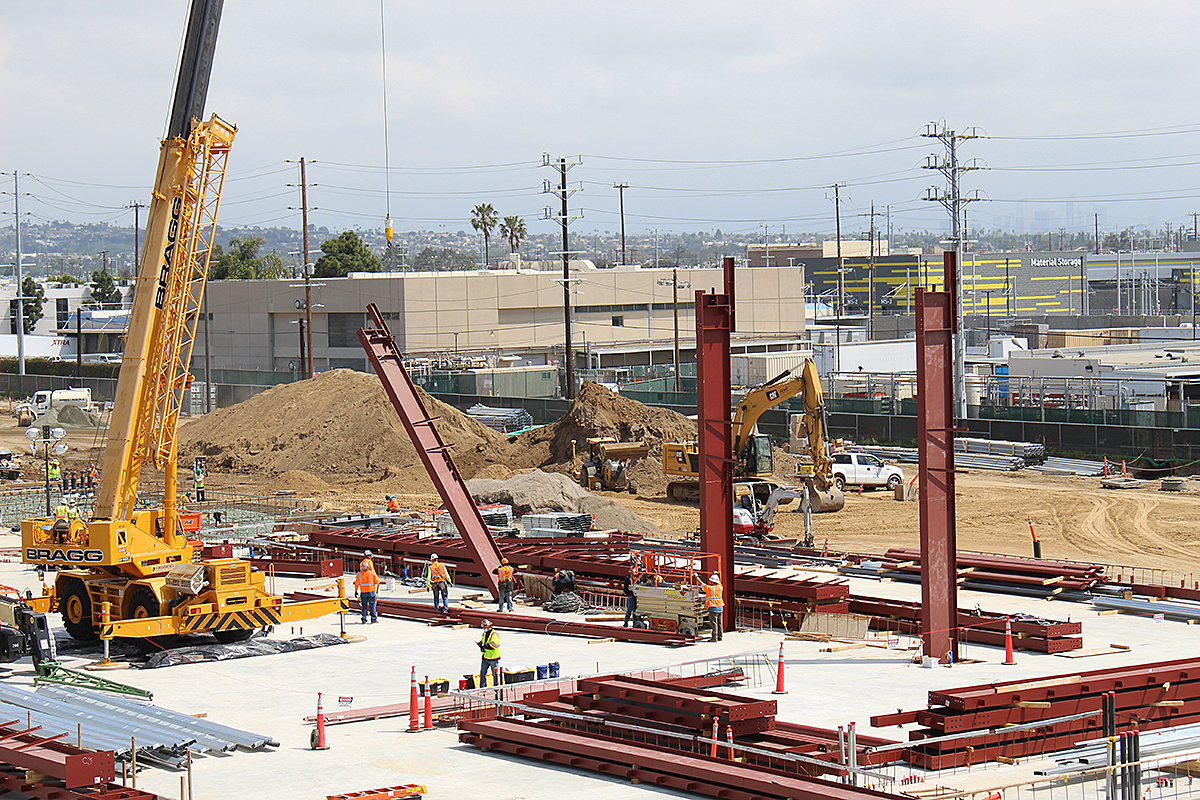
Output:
364 550 372 557
430 553 439 560
482 619 492 627
710 573 721 582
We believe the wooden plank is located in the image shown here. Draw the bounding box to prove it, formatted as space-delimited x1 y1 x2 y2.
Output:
992 675 1081 694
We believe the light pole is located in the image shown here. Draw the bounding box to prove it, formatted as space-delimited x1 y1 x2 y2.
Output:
983 289 993 341
27 425 66 517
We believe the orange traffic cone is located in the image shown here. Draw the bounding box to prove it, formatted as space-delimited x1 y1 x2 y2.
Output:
311 692 330 750
725 722 735 760
772 641 787 694
408 666 419 733
710 716 719 758
1003 617 1017 666
423 675 433 730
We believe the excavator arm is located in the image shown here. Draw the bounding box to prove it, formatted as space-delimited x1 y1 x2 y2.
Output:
730 367 811 465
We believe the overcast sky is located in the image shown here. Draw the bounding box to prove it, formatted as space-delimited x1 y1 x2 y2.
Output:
4 1 1200 243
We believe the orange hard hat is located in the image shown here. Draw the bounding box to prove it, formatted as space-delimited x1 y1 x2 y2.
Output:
501 558 509 564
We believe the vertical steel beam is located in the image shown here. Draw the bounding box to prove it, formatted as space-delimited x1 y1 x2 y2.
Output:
358 303 503 598
697 257 735 628
917 252 958 663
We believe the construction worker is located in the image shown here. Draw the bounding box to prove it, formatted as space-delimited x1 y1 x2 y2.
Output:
426 553 451 613
386 495 400 513
359 549 377 573
193 460 205 502
47 459 61 488
492 558 515 612
622 569 638 627
354 553 380 624
52 502 70 544
477 619 500 688
551 568 576 597
87 463 98 490
704 573 724 642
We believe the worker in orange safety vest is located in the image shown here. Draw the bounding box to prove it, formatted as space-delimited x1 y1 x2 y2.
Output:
355 553 380 624
386 495 400 513
425 553 452 613
492 558 515 612
703 573 724 642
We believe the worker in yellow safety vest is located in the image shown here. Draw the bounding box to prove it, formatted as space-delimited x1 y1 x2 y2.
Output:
425 553 451 613
492 558 515 612
48 460 61 486
52 503 70 544
477 619 501 688
354 555 380 624
703 573 724 642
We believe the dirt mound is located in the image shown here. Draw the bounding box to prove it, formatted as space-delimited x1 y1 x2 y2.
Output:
467 470 659 533
36 405 103 428
179 370 517 487
511 381 696 496
264 470 332 496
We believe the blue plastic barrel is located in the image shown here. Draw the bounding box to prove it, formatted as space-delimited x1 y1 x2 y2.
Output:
548 662 560 678
536 664 549 680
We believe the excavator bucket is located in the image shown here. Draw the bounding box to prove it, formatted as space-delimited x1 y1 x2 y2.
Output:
807 483 845 513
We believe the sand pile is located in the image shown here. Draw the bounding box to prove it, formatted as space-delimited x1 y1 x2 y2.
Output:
512 381 696 495
468 471 659 533
179 370 518 492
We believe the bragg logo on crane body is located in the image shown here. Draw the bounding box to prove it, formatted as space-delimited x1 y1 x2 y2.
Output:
26 547 104 564
155 195 183 310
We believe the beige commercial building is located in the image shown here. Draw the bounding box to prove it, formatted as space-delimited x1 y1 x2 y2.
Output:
196 260 808 375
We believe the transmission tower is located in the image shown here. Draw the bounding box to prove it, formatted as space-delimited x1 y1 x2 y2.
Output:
922 122 985 420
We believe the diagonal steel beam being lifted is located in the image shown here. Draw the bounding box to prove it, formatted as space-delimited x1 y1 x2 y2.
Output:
358 303 503 598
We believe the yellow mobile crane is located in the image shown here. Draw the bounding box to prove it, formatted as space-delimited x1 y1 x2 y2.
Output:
21 0 346 642
662 359 845 513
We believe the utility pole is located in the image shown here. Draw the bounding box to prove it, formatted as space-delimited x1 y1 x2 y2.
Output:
128 201 146 269
922 122 983 420
1095 213 1100 255
614 183 628 265
300 157 314 379
1192 212 1199 245
12 172 25 376
869 201 876 340
761 223 770 268
542 154 581 399
673 267 681 392
100 250 109 277
833 183 843 374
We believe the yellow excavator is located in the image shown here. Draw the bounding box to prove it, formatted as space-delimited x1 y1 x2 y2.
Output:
662 358 845 513
21 0 346 643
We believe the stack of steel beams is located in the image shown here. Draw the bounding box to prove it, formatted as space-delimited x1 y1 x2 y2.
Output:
870 657 1200 768
460 674 902 799
847 594 1083 653
864 548 1105 596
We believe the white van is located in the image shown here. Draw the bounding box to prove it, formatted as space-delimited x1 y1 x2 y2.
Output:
31 388 95 417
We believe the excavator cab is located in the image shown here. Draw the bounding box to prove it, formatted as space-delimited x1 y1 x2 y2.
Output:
740 433 774 476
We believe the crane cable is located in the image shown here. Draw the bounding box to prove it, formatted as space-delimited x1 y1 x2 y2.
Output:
379 0 393 245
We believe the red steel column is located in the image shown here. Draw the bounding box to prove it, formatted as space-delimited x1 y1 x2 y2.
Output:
917 252 958 664
697 257 735 628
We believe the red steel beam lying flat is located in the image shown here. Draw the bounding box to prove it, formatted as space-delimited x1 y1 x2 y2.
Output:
0 768 159 799
575 675 777 723
929 656 1200 710
460 716 894 800
288 592 693 645
0 721 114 788
358 303 503 599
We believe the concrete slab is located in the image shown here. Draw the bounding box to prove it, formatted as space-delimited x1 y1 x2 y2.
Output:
0 538 1196 800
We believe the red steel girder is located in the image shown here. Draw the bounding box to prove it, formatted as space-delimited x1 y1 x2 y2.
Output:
0 768 159 799
929 656 1200 710
289 592 693 645
696 257 736 629
460 716 894 800
574 675 776 724
916 252 958 665
358 303 504 598
0 721 114 788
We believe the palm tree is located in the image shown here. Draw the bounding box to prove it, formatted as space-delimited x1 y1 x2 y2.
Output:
470 203 498 266
500 215 528 255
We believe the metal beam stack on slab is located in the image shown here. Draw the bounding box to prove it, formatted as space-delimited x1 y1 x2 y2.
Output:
870 657 1200 768
459 673 903 799
870 548 1105 595
847 594 1083 652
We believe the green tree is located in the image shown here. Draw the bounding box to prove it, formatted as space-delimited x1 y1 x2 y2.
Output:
20 277 43 333
500 215 527 254
89 266 123 308
412 246 475 271
313 231 382 278
210 237 265 280
470 203 498 265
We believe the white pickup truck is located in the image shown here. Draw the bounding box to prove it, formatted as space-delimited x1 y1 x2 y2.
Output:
830 452 905 492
